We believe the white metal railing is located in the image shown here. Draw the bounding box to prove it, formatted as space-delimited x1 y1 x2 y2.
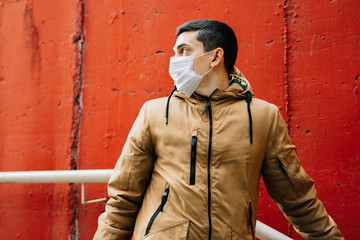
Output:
0 169 113 204
0 169 113 183
255 220 292 240
0 170 292 240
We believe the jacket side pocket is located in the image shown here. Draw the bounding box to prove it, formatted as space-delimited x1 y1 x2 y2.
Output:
145 188 170 236
190 134 197 185
144 220 189 240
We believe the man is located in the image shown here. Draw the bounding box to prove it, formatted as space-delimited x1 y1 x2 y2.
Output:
94 20 343 239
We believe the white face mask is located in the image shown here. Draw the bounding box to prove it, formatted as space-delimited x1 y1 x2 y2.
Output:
168 51 214 97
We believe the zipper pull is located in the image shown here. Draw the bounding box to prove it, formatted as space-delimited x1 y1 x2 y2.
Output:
201 89 218 115
202 101 210 115
159 189 169 212
191 136 197 147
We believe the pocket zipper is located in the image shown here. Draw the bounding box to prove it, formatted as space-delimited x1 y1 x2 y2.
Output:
144 188 170 236
278 158 289 174
190 135 197 185
249 201 255 240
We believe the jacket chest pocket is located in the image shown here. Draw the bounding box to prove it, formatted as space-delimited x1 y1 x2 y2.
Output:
190 132 197 185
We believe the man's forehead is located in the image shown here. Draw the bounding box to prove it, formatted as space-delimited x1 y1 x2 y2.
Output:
173 31 203 51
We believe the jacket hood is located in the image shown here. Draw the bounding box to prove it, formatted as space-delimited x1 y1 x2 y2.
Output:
229 66 253 93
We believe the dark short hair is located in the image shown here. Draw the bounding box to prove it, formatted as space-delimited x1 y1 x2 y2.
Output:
176 19 238 74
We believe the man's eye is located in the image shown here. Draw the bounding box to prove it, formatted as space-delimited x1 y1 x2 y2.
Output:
181 48 189 55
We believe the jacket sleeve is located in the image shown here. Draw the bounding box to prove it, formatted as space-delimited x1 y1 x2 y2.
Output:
94 102 155 240
261 107 343 240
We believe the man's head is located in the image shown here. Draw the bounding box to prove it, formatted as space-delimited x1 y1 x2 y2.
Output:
175 19 238 75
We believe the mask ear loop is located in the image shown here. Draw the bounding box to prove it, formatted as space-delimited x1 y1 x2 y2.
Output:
200 67 213 78
193 49 217 60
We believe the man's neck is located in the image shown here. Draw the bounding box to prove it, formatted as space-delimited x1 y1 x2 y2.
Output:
195 70 228 97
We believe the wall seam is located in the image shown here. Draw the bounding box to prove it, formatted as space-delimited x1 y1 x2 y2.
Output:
69 0 85 239
283 0 295 237
283 0 291 128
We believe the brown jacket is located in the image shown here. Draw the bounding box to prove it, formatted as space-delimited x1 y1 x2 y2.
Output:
94 69 343 239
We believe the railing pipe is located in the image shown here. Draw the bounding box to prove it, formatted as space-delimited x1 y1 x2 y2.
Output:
0 169 113 183
256 220 292 240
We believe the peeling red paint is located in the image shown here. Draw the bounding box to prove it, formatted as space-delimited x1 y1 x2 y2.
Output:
283 0 291 127
23 2 41 76
68 1 85 239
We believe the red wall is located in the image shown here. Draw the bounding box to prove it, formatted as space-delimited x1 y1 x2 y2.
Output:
1 0 359 239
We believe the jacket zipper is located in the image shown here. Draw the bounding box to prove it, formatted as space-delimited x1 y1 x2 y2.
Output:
144 188 170 236
190 135 197 185
202 90 217 240
207 102 213 240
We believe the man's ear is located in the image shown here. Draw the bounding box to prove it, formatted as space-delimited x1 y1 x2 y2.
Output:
210 48 224 68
